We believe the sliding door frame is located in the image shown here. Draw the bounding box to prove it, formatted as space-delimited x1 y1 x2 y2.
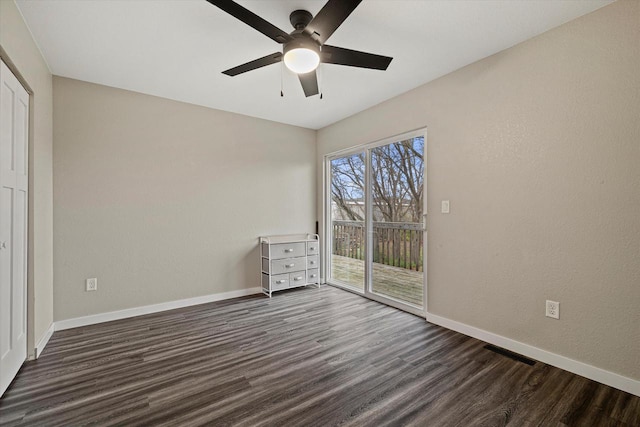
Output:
324 145 368 293
323 128 428 317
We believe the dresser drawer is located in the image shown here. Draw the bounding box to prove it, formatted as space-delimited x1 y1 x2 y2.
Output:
306 241 319 255
307 269 319 283
306 255 319 269
289 271 306 287
267 242 306 259
270 273 290 291
269 257 305 275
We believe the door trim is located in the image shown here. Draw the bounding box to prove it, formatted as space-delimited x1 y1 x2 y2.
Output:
323 127 428 316
0 47 35 363
0 57 30 397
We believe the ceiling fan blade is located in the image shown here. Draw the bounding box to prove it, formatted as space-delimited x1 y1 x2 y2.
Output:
304 0 362 44
206 0 293 44
298 71 319 97
321 45 392 70
222 52 283 76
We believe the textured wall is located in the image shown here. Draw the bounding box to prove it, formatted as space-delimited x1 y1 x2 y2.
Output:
0 0 54 355
53 77 316 320
317 1 639 380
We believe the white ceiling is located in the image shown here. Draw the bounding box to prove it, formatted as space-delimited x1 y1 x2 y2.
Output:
16 0 612 130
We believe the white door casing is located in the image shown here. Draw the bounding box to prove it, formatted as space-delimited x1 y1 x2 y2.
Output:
324 128 427 317
0 59 29 397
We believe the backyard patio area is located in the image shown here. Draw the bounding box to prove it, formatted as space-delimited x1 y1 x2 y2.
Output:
331 255 424 307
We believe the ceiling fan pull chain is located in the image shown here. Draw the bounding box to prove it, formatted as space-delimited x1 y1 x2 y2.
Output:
319 62 323 99
280 61 284 97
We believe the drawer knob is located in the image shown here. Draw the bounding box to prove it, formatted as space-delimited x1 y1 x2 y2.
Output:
276 280 286 284
310 261 315 265
284 248 293 253
294 276 303 281
285 264 295 268
310 274 316 278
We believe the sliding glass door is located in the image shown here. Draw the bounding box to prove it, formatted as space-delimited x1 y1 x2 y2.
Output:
326 129 426 315
370 138 424 307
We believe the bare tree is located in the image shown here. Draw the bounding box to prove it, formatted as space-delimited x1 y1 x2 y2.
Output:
331 137 424 223
331 154 364 221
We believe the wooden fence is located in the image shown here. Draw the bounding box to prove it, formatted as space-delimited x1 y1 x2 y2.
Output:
332 220 423 271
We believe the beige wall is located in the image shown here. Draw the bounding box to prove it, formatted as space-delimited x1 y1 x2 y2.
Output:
53 77 316 320
317 0 639 380
0 0 54 356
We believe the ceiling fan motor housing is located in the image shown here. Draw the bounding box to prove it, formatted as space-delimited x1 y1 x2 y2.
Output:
289 9 313 30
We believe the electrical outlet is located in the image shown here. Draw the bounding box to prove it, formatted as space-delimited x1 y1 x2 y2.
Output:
546 300 559 319
441 200 450 214
86 278 97 292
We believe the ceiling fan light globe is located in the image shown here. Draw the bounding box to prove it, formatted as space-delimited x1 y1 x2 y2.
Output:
284 48 320 74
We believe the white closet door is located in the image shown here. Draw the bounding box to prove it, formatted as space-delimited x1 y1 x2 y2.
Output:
0 59 29 397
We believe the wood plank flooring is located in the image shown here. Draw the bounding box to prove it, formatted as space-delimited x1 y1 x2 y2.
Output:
1 286 638 426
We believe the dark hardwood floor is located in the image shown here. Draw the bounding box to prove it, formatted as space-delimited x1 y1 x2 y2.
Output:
1 286 638 426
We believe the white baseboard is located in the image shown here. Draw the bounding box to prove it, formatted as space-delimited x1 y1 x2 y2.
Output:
55 287 262 331
426 312 640 397
34 322 55 359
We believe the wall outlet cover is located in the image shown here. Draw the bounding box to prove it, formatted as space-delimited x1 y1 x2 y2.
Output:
546 300 559 319
86 278 97 292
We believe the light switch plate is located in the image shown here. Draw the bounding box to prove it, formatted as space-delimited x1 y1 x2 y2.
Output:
441 200 450 214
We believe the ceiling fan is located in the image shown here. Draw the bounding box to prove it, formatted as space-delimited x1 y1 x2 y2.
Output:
206 0 393 97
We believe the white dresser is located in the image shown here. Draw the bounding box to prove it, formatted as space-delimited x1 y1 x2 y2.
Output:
260 234 320 297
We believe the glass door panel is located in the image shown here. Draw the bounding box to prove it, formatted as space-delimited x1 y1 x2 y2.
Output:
329 153 365 291
370 137 424 307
